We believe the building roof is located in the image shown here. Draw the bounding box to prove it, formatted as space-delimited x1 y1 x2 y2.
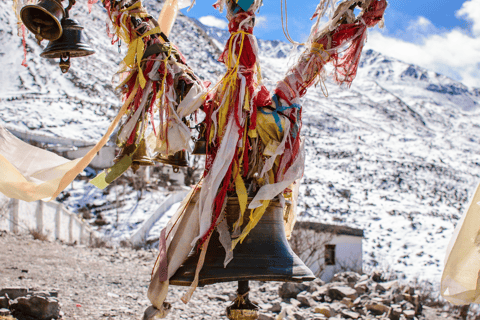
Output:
295 221 364 237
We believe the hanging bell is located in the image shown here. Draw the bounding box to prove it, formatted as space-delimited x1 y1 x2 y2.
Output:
192 123 207 155
154 150 189 173
169 197 315 287
114 139 154 173
191 137 207 155
40 18 95 73
20 0 64 42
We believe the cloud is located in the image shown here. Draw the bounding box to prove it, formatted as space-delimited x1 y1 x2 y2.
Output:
364 2 480 88
456 0 480 36
199 15 228 30
255 15 267 28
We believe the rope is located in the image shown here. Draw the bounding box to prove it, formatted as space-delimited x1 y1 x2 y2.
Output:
280 0 304 46
234 289 250 306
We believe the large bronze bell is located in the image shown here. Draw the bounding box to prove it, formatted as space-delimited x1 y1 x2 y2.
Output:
169 197 315 286
114 139 154 173
20 0 64 42
40 18 95 73
154 150 189 173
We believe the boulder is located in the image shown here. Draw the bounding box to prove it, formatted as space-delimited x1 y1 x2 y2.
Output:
365 301 391 315
278 283 306 299
354 282 368 294
0 308 11 316
375 280 398 292
296 293 316 307
403 309 416 319
10 295 60 320
0 288 28 300
388 305 402 320
313 303 334 318
293 312 306 320
328 286 357 300
371 271 384 282
0 297 8 309
268 302 282 313
340 297 354 308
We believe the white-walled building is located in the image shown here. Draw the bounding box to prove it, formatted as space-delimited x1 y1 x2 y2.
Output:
292 221 363 282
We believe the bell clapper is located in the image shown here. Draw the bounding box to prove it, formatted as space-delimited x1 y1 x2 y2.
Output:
35 33 43 44
226 281 259 320
59 52 71 73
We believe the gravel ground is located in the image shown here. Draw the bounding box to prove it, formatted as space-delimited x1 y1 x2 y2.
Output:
0 231 466 320
0 231 283 320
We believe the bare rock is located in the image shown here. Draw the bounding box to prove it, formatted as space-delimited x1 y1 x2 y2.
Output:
371 271 384 282
393 293 404 304
279 283 306 299
283 305 298 316
0 297 8 309
269 302 282 313
297 293 315 307
403 309 415 319
0 288 28 300
10 295 60 320
403 286 415 295
365 301 391 316
307 279 325 293
375 280 398 292
340 297 354 309
328 286 357 300
313 303 334 318
341 309 360 319
293 312 306 320
259 314 275 320
388 305 402 320
354 282 368 295
289 298 301 308
400 300 415 311
0 308 12 316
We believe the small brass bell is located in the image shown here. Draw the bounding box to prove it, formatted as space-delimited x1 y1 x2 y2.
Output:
114 139 154 173
192 123 207 155
20 0 64 41
40 18 95 73
154 150 189 173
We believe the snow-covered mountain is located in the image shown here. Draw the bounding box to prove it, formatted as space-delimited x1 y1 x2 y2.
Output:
2 0 480 284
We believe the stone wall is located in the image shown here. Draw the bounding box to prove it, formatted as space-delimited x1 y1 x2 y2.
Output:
0 194 96 245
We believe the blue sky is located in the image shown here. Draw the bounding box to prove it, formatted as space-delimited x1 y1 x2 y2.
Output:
181 0 480 88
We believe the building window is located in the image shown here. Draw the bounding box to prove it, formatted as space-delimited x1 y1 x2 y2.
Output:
325 244 336 265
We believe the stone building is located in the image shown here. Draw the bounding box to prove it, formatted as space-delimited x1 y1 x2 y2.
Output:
292 221 364 282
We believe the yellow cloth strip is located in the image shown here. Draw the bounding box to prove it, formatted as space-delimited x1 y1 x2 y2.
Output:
0 154 80 202
120 1 142 12
243 90 250 111
232 199 270 250
0 85 139 202
123 26 163 88
233 163 248 231
218 94 230 136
